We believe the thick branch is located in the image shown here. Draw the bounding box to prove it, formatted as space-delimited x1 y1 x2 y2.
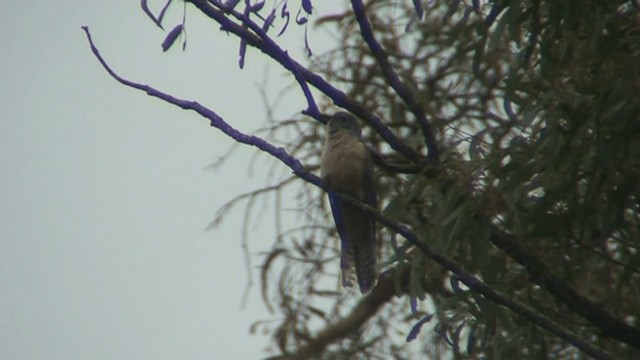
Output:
489 225 640 349
283 268 401 359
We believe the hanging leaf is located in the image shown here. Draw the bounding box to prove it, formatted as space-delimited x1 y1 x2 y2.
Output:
436 323 455 346
412 0 423 20
410 296 418 315
157 0 173 26
302 0 313 15
262 9 276 32
224 0 241 9
467 323 478 354
453 322 465 355
278 3 290 36
449 274 464 294
250 0 265 12
182 27 187 51
469 129 487 161
405 17 416 32
161 24 183 51
296 8 308 25
303 23 312 56
406 314 434 342
141 0 163 29
239 39 247 68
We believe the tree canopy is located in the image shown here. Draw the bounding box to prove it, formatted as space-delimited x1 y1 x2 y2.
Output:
85 0 640 358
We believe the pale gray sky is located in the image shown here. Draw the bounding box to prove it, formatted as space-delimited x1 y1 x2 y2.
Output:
0 1 339 358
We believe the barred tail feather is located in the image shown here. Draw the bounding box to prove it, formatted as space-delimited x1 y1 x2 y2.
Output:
354 239 378 293
342 203 378 294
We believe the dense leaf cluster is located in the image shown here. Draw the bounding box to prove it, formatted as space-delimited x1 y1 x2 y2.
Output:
262 1 640 358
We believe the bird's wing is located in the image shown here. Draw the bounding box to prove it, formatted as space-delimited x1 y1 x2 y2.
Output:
350 151 378 293
363 151 377 247
327 189 356 288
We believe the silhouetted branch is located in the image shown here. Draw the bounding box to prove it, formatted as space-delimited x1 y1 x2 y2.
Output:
489 225 640 349
281 268 404 359
82 25 313 184
186 0 426 166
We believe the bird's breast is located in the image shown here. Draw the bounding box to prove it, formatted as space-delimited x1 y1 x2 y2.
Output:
321 140 367 197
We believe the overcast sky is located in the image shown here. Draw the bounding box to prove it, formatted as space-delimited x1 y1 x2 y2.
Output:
0 1 340 358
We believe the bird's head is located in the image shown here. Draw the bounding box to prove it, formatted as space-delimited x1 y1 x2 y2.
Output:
327 112 362 139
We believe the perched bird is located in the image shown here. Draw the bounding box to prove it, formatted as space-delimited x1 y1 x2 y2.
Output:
321 112 378 294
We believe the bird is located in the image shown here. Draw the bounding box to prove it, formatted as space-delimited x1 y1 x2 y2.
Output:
321 111 378 294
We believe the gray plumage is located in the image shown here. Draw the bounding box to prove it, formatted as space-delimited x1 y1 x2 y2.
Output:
321 112 378 294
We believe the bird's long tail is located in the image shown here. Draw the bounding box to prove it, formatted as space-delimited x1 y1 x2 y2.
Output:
342 203 378 294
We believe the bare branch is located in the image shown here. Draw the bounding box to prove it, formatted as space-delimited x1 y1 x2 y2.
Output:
283 268 403 359
81 25 315 186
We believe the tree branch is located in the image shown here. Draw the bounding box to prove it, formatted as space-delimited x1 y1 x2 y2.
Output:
281 268 402 359
186 0 427 166
81 25 314 185
350 0 440 162
489 225 640 349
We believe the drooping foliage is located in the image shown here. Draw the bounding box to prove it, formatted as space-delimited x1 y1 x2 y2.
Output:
255 1 640 358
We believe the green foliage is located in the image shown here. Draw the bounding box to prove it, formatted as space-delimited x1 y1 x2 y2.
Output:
243 0 640 358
